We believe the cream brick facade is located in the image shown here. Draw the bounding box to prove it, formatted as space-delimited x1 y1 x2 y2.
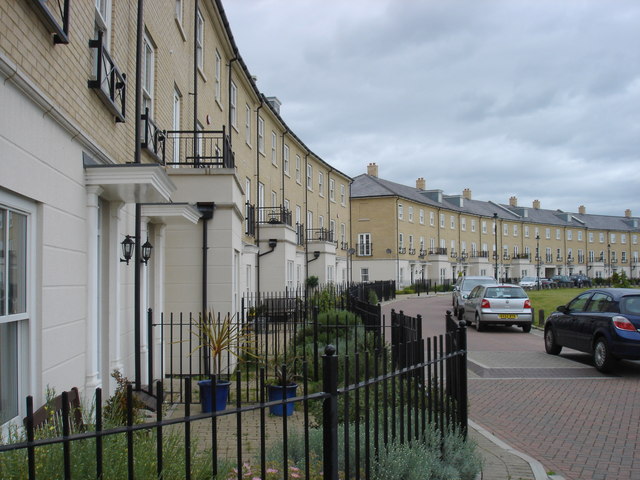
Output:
0 0 349 425
351 164 640 287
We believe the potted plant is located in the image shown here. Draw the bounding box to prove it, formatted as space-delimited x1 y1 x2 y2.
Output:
192 311 255 413
267 359 301 416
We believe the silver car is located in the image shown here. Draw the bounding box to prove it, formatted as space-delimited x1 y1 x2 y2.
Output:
461 284 532 332
452 276 496 316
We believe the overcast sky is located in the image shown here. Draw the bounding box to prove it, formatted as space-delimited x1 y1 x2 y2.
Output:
223 0 640 217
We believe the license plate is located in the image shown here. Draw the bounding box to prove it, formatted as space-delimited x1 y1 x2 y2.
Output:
498 314 517 319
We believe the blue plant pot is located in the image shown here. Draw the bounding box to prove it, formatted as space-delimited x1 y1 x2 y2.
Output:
198 380 231 413
267 383 298 416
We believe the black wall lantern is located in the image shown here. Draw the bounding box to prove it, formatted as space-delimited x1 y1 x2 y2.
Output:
120 235 153 265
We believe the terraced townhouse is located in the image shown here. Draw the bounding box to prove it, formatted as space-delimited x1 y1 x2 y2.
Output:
0 0 350 426
351 163 640 287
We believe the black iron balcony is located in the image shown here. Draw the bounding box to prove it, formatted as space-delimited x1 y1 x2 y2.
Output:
141 108 165 162
340 241 349 251
307 228 334 243
33 0 70 44
356 242 372 256
245 203 256 236
398 247 406 254
473 251 489 258
408 248 416 255
502 253 511 260
419 249 427 257
513 253 530 260
546 254 554 263
163 127 234 168
429 248 447 256
257 206 291 226
88 31 126 122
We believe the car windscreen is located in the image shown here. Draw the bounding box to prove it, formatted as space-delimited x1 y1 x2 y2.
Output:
463 279 494 292
484 286 527 299
620 296 640 315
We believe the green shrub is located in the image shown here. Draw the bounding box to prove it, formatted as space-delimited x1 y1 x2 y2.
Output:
368 289 380 305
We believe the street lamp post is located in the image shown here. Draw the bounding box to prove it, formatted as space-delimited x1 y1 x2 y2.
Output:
493 213 499 281
535 234 541 290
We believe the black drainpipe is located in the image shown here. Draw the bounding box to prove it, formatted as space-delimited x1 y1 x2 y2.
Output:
133 0 145 391
255 101 263 300
197 202 214 374
304 152 310 287
281 129 289 210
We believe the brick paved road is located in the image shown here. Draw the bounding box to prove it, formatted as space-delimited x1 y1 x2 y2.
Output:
384 294 640 480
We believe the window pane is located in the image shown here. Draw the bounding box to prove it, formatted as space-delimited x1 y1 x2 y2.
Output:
0 321 18 424
8 211 26 315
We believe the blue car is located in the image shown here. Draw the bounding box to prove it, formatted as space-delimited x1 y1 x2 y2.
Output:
544 288 640 372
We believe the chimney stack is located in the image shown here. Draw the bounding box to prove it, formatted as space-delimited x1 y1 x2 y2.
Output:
509 196 518 207
578 205 586 215
533 200 541 210
416 177 426 190
625 209 632 218
463 188 472 200
367 162 379 177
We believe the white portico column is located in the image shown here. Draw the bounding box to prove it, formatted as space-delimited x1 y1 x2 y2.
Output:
85 186 103 391
108 202 125 393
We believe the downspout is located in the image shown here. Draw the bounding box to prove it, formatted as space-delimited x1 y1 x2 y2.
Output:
255 101 263 300
197 202 214 375
396 197 400 286
193 0 199 134
133 0 145 391
304 152 310 288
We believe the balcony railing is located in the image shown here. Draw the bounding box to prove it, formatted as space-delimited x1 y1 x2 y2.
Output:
307 228 334 243
408 248 416 255
88 30 126 122
419 249 427 257
163 127 234 168
256 206 291 226
513 253 530 260
472 251 489 258
398 247 406 254
340 241 349 251
141 108 165 162
33 0 70 44
245 203 256 236
429 248 447 256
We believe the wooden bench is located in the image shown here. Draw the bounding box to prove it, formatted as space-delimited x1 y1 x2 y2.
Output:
23 387 85 433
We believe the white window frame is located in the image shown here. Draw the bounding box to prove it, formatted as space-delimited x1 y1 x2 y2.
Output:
358 233 372 256
408 206 414 222
329 179 335 202
307 164 313 191
172 88 181 165
318 172 324 197
419 209 424 225
283 144 290 175
142 32 155 120
0 191 34 426
245 104 251 146
230 81 237 128
214 50 222 103
195 9 204 70
271 132 277 165
295 155 301 184
340 184 346 206
257 116 264 154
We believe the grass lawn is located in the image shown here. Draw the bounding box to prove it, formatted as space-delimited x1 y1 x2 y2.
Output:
527 288 590 325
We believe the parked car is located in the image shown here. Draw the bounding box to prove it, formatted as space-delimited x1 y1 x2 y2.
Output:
540 278 556 289
461 284 533 332
569 274 592 287
452 276 496 316
519 276 538 289
551 275 573 288
544 288 640 372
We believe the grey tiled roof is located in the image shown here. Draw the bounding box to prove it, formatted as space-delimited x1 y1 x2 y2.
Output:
351 174 639 232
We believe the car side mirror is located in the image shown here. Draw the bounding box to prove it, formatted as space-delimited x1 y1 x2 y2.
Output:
557 305 568 314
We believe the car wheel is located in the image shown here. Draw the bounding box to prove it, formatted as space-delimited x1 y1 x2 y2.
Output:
593 338 615 373
522 323 531 333
544 327 562 355
475 314 484 332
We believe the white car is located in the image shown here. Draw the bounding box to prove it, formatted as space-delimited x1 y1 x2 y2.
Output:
519 276 538 289
462 284 533 332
